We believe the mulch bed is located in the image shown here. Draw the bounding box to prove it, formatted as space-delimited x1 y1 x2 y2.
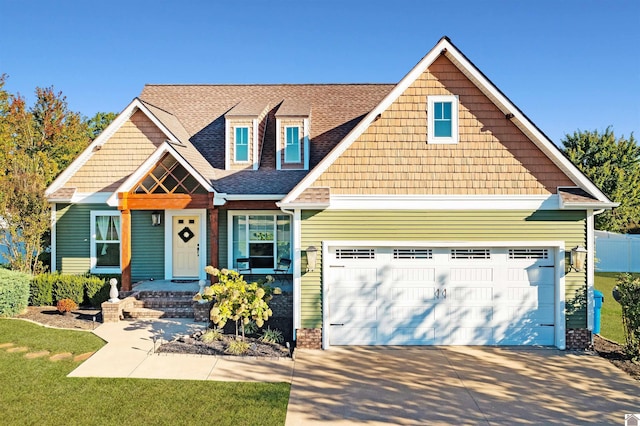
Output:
14 306 102 331
593 334 640 380
10 307 640 374
158 331 291 358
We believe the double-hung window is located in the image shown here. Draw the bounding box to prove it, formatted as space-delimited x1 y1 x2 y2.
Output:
235 127 249 162
284 126 301 163
230 213 291 271
427 95 459 144
90 211 121 273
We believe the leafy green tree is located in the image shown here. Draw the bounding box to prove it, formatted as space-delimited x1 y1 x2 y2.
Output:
0 76 114 273
198 267 275 340
562 127 640 233
87 111 117 140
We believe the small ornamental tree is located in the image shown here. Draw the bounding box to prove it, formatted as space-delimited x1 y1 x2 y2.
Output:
616 273 640 360
199 266 275 340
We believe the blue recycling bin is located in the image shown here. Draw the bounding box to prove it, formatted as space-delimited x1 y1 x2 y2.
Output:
593 290 604 334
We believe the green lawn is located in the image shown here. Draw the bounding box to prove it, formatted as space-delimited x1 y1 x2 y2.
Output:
594 272 627 344
0 319 290 426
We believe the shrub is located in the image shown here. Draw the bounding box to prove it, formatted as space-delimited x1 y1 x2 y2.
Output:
0 269 31 317
31 273 113 307
202 267 274 340
616 273 640 360
242 320 259 336
30 273 56 306
225 339 250 355
84 276 110 307
56 298 78 313
53 275 84 305
201 328 223 343
260 327 284 344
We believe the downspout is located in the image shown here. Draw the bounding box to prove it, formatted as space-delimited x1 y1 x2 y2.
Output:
279 205 301 341
587 209 605 343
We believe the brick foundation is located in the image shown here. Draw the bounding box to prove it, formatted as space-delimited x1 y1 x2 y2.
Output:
270 293 293 317
296 328 322 349
566 328 592 350
193 302 211 322
101 296 138 322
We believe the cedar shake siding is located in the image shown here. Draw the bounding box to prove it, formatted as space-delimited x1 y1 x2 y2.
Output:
66 111 165 193
312 55 576 195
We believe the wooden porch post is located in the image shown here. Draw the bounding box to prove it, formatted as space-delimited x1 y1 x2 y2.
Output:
120 209 132 291
209 206 218 269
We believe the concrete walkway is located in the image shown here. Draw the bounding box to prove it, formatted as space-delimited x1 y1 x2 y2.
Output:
69 319 293 382
285 346 640 425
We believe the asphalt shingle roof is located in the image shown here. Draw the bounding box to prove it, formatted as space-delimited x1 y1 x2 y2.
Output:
138 84 394 194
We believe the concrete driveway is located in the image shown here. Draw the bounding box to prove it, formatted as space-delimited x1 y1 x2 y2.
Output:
286 346 640 425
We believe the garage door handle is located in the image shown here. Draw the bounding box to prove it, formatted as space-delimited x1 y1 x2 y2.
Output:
540 324 554 327
330 323 344 326
538 266 554 268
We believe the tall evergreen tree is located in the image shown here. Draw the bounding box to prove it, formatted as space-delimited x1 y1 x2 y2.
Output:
562 127 640 233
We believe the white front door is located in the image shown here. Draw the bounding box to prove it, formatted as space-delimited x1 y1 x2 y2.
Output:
172 216 200 278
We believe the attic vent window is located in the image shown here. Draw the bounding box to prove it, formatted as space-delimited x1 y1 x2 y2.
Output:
508 248 549 260
335 248 375 259
393 249 433 259
427 95 459 144
451 249 490 260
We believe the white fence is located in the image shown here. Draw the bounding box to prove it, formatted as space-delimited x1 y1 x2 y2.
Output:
595 231 640 272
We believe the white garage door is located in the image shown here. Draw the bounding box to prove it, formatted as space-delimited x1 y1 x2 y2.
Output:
327 246 555 346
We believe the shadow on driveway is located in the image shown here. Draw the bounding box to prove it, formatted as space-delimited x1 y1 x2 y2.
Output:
286 346 640 425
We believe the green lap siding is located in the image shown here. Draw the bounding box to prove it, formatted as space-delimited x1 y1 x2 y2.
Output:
55 203 106 275
300 209 587 329
56 204 164 280
131 210 164 281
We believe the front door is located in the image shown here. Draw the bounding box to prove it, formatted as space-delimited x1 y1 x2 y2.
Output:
172 216 200 278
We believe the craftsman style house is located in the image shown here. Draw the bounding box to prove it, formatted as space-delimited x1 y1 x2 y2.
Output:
46 37 615 349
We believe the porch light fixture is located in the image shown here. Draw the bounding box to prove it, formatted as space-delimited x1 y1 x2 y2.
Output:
151 211 162 227
306 246 318 272
570 246 587 272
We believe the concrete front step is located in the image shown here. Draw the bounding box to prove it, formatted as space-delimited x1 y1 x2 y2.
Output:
122 307 165 319
131 291 197 319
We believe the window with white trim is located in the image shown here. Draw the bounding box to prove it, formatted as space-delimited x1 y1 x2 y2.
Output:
230 213 291 271
90 211 121 273
427 95 459 144
284 126 301 163
234 127 249 162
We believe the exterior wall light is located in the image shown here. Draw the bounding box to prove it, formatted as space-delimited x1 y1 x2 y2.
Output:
306 246 318 272
151 211 162 227
570 246 587 272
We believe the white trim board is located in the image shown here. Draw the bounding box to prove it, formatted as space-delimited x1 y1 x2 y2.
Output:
327 194 560 210
320 239 566 350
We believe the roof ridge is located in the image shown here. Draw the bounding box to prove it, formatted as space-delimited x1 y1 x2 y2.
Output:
143 83 396 87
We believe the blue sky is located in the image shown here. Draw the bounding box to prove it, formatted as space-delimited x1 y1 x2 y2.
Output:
1 0 638 144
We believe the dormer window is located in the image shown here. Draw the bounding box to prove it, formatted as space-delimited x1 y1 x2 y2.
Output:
224 102 270 170
275 99 310 170
427 95 459 144
235 127 249 162
285 126 301 163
